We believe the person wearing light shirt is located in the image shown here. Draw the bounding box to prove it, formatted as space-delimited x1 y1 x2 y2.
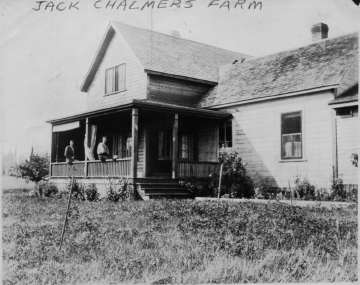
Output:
97 136 110 162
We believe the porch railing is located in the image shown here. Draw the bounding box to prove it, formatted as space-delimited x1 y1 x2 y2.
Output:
50 158 131 178
51 161 85 177
178 161 219 178
87 159 131 177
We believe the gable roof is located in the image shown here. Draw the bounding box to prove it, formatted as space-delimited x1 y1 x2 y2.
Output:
199 32 358 108
81 22 249 92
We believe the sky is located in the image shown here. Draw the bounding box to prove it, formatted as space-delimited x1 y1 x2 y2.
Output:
0 0 359 158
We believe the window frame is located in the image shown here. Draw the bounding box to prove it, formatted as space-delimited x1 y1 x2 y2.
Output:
179 132 196 162
219 119 232 148
280 111 303 161
105 63 126 96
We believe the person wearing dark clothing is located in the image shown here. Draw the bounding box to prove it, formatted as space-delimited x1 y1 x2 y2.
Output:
64 140 75 164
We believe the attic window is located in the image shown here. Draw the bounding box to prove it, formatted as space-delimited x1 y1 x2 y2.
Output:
105 64 126 95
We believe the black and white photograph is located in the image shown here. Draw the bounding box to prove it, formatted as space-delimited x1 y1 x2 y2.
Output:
1 0 359 283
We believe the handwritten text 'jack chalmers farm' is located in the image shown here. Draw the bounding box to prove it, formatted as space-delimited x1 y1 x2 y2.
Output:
32 0 263 12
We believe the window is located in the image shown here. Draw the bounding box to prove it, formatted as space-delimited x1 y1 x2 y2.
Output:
105 64 126 95
180 134 194 161
111 134 131 158
281 111 302 159
219 120 232 148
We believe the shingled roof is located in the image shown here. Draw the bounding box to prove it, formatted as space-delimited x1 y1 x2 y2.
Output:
114 22 250 82
81 22 249 91
199 32 358 108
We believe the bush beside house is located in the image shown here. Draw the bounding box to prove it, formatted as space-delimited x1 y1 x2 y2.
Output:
180 151 357 203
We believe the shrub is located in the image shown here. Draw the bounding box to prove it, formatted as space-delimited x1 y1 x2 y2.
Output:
294 177 315 200
330 178 346 201
314 188 331 201
106 178 131 202
209 151 254 198
11 152 49 183
85 184 99 202
254 177 281 199
179 178 212 197
66 179 86 201
348 186 358 203
38 181 58 197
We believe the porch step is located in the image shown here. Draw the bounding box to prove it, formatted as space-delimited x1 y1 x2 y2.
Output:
136 179 193 200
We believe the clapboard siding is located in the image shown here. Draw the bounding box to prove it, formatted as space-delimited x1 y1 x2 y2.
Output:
221 91 335 188
147 75 210 106
337 111 359 184
86 32 147 110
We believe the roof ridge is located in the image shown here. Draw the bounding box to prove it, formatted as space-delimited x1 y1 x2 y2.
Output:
111 20 250 58
234 31 358 66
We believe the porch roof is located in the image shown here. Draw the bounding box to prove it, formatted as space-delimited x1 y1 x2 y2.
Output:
47 99 231 125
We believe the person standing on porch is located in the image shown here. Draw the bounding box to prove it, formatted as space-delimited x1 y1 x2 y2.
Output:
97 136 110 162
64 140 75 164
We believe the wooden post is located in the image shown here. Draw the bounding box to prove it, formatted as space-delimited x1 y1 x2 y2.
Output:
131 108 139 178
217 163 223 199
331 109 338 180
172 113 179 179
49 125 53 177
59 173 74 251
84 118 89 178
55 132 59 162
215 121 220 159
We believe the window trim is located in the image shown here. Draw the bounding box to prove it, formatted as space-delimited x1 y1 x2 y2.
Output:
219 119 232 148
280 111 304 161
105 63 126 96
179 132 196 162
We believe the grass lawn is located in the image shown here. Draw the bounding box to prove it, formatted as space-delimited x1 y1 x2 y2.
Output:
2 189 358 284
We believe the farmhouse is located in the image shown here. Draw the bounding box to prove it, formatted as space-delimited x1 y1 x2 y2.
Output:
48 21 358 198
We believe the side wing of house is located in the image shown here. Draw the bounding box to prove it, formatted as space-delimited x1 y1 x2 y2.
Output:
203 31 358 189
83 27 148 110
223 90 336 188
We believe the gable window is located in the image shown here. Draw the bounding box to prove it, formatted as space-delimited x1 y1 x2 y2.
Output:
219 119 232 148
105 64 126 95
281 111 302 159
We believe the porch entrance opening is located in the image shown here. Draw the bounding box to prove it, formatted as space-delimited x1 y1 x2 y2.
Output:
147 128 172 177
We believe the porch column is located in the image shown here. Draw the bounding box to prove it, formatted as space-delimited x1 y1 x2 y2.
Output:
49 125 53 177
55 132 59 162
172 113 179 179
84 118 89 178
131 108 139 178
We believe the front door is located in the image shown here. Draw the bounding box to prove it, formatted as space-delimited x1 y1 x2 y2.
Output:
147 128 172 177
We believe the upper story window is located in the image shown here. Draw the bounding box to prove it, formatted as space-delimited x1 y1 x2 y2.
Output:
281 111 302 160
105 64 126 95
219 119 232 148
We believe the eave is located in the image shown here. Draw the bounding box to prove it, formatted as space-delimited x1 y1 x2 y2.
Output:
47 100 231 125
145 69 218 86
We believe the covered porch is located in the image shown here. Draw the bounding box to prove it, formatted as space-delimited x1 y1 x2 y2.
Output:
48 100 230 180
